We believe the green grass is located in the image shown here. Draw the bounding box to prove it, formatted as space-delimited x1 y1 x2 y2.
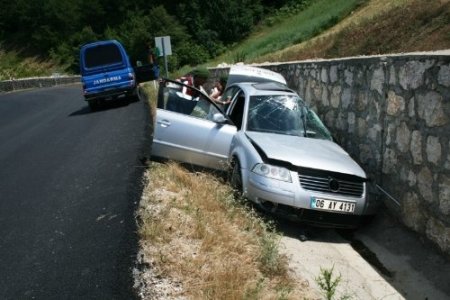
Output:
211 0 365 65
0 48 60 80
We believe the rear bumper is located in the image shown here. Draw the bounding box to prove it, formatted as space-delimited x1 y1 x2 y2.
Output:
84 86 136 101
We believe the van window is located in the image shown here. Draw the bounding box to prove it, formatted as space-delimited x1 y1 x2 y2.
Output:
84 44 123 68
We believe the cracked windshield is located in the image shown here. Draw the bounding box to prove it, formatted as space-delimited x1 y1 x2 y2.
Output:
247 95 332 140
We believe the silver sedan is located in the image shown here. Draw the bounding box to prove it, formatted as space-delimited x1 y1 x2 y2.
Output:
152 66 379 228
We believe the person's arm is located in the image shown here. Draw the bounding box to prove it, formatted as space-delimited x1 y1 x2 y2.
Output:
222 96 231 105
209 87 220 99
212 95 231 105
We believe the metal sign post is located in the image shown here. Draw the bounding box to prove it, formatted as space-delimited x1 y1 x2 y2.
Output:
155 36 172 78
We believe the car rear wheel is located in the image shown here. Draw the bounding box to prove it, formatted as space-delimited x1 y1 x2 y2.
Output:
230 160 243 200
129 87 140 102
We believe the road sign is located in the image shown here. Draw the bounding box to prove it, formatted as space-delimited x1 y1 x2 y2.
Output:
155 36 172 56
155 36 171 77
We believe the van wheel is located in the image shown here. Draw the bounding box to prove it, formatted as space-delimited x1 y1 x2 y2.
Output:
230 160 243 200
88 100 99 111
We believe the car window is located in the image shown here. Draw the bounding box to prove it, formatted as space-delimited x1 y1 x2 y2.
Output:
222 86 239 103
305 109 332 140
158 80 213 120
84 44 123 68
228 91 245 130
246 94 332 140
221 86 240 112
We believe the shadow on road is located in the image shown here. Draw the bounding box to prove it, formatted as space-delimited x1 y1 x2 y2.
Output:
69 99 135 117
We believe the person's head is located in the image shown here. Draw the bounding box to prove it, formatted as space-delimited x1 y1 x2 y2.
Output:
191 68 209 87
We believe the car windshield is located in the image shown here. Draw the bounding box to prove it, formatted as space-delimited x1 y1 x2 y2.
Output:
247 94 332 140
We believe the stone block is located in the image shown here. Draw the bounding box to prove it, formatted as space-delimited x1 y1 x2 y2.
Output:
438 64 450 87
370 66 385 95
426 136 442 165
402 191 426 233
410 131 423 165
417 91 448 127
417 166 433 203
387 91 405 116
439 176 450 216
396 122 411 153
426 217 450 254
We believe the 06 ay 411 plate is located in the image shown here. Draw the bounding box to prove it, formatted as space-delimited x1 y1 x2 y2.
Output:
310 197 355 213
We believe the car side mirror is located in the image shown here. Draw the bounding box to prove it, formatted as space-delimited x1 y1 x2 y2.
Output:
212 113 228 124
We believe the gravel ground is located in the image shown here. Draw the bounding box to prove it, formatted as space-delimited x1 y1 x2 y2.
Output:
277 210 450 300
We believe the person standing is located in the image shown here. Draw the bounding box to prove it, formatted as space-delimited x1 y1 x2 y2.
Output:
209 75 230 107
177 67 210 96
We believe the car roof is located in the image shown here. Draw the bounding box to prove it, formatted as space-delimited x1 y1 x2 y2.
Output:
251 81 294 92
226 65 287 87
80 39 121 50
229 81 296 96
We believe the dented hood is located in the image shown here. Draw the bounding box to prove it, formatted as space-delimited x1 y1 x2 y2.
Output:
246 132 367 178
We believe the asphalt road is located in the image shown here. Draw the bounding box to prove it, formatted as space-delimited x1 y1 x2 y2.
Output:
0 85 151 299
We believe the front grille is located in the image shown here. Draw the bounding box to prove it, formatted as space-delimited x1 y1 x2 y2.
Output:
298 169 364 197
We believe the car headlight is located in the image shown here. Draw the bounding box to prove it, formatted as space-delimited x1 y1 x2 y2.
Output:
252 163 292 182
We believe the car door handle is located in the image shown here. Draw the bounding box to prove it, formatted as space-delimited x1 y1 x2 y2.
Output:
158 119 171 127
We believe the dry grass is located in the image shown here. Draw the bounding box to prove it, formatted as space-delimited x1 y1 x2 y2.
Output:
0 48 59 80
137 162 315 299
135 84 318 299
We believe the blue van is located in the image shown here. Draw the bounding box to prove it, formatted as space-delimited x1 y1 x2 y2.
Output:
80 40 137 110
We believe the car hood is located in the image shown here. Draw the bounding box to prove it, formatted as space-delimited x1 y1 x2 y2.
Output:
246 132 366 178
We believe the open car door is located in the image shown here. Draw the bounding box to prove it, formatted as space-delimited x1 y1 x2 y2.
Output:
152 79 237 170
134 63 158 84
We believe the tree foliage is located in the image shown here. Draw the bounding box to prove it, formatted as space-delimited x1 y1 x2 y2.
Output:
0 0 295 73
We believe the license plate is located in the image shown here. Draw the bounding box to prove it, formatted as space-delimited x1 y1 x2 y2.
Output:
310 197 355 213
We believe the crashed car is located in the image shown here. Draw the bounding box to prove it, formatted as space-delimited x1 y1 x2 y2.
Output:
152 66 378 228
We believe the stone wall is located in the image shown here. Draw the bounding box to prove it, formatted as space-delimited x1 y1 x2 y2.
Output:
209 53 450 256
0 75 81 93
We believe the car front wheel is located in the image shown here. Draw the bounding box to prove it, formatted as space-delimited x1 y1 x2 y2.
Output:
230 160 243 200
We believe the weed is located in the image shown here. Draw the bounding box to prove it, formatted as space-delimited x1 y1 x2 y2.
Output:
258 223 286 275
233 50 247 63
315 265 352 300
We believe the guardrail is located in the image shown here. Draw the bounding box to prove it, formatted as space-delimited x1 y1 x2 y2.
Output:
0 75 81 93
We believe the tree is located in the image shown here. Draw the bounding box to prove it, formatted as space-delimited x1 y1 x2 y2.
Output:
113 6 193 69
172 0 263 56
0 0 284 73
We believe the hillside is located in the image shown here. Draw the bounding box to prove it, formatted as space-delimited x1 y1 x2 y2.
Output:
1 0 449 81
253 0 450 63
